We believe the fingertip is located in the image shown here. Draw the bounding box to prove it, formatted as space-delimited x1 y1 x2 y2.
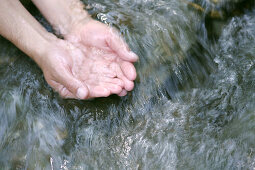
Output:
107 32 138 62
92 86 111 97
59 87 77 99
128 51 139 62
107 84 123 94
121 61 137 81
114 62 135 92
125 80 134 91
76 87 89 99
102 88 111 97
119 51 139 63
118 89 127 96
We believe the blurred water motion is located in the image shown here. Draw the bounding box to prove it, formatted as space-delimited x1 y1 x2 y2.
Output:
1 0 255 169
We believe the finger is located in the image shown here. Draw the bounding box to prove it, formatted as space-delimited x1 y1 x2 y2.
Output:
98 77 124 87
56 70 89 99
102 83 123 94
118 89 127 96
89 86 111 98
106 31 138 62
119 60 137 81
110 63 134 91
48 80 78 99
59 87 77 99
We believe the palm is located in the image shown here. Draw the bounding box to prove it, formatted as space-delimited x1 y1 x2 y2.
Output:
72 45 134 96
70 20 113 51
42 40 134 99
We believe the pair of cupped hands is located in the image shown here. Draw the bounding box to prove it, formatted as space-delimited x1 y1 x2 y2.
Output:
41 19 138 99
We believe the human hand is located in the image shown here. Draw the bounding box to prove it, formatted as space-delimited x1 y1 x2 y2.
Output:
65 19 138 96
30 0 138 98
40 39 130 99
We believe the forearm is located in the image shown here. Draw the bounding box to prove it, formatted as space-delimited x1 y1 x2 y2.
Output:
0 0 55 67
31 0 91 36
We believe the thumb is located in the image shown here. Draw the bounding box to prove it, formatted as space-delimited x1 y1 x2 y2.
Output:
57 70 89 99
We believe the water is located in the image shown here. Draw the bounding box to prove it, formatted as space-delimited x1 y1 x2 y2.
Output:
1 0 255 169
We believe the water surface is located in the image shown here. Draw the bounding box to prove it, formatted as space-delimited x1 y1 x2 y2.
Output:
0 0 255 169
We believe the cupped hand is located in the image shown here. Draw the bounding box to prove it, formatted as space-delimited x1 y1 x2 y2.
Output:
65 19 138 96
41 39 131 99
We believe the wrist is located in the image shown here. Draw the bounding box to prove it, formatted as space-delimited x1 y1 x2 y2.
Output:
64 11 92 36
63 16 93 43
30 33 58 69
33 0 91 36
55 11 92 37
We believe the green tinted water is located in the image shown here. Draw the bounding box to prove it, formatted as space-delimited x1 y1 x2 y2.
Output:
1 0 255 169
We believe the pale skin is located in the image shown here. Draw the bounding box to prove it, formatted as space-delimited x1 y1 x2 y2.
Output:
0 0 138 99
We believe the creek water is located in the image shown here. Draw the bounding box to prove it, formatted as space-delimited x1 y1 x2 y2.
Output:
1 0 255 169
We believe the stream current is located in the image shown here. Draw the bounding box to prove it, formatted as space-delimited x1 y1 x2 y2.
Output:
0 0 255 169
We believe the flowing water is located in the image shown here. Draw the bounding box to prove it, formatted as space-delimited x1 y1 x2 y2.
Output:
1 0 255 169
